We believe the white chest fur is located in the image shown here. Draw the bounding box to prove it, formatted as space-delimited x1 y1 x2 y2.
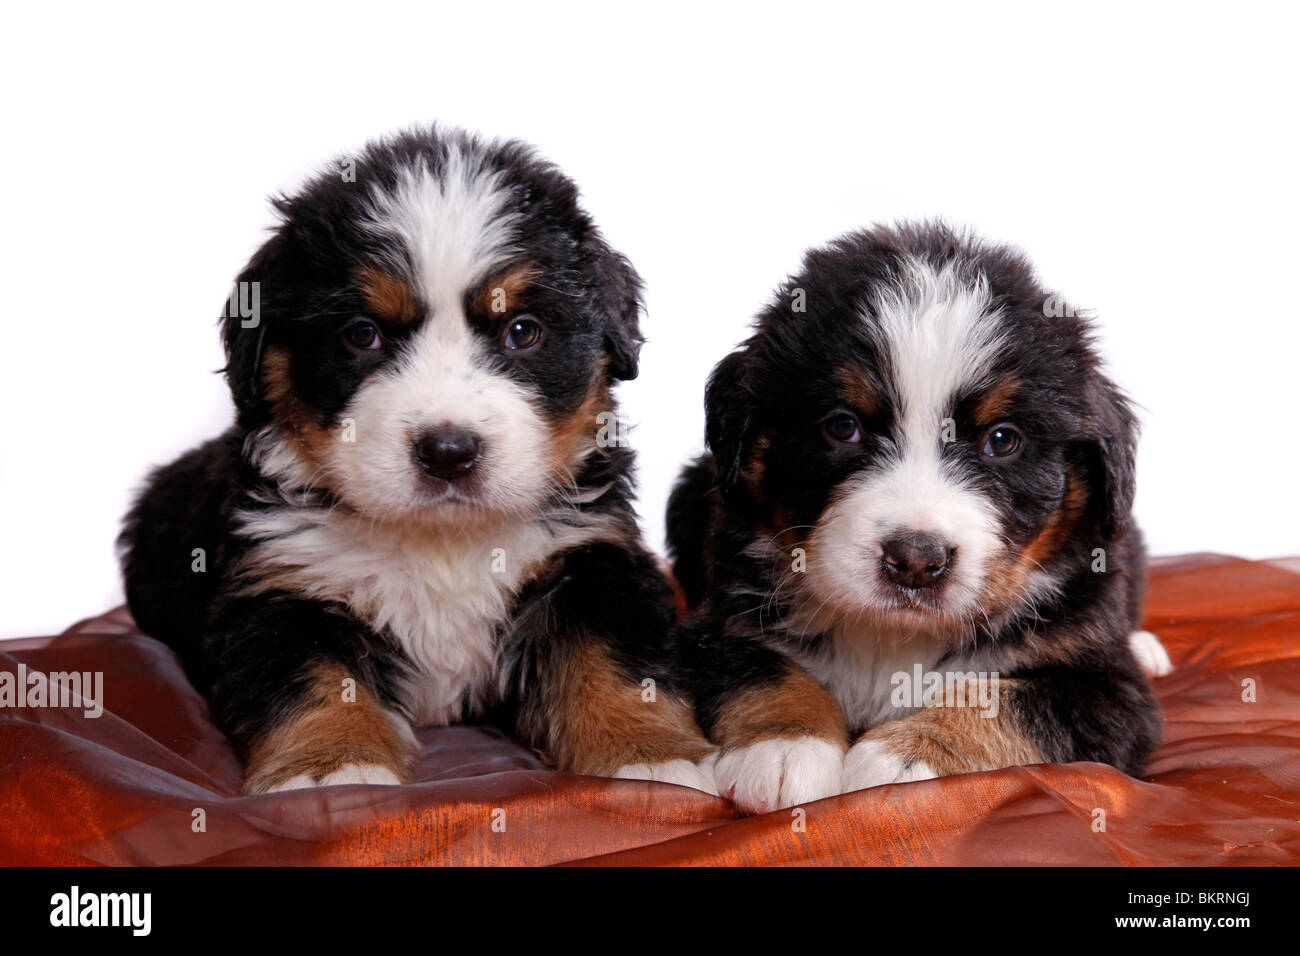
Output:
790 615 1024 734
237 504 612 725
789 620 953 733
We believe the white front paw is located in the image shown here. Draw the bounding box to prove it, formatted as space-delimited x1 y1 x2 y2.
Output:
842 738 936 793
613 756 719 796
1129 629 1173 677
266 762 403 792
714 736 844 815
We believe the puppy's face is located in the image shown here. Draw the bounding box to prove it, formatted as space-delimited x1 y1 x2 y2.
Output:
710 226 1135 639
223 130 641 524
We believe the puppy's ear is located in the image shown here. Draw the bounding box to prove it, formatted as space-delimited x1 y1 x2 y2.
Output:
220 221 305 421
585 236 644 381
704 345 756 495
220 263 271 422
1081 373 1138 541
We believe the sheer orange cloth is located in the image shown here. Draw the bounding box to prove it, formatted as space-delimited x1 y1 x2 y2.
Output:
2 554 1296 865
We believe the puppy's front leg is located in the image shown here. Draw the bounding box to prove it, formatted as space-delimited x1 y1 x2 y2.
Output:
695 634 849 815
842 690 1038 791
842 668 1159 790
205 593 417 794
512 544 717 794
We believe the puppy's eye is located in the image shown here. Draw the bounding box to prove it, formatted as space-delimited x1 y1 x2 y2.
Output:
981 423 1023 459
502 315 544 351
342 319 383 351
822 411 863 446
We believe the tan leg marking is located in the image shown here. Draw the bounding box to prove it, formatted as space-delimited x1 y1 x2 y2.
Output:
860 679 1041 777
541 641 714 776
244 662 415 794
712 664 849 750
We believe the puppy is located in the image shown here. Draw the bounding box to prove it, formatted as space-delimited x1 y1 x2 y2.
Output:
120 126 714 794
669 222 1163 814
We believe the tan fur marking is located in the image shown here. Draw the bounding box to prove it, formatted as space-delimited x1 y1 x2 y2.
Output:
863 682 1042 776
971 376 1020 425
260 347 336 471
713 665 849 750
357 266 418 324
472 262 539 317
1021 467 1089 567
546 369 612 478
244 662 415 793
982 466 1089 617
543 642 714 775
837 366 879 417
744 433 805 542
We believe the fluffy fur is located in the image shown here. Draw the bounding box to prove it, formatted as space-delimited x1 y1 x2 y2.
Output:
120 126 715 794
669 222 1164 815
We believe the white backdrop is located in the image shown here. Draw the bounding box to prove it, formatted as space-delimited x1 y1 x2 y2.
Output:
2 1 1297 639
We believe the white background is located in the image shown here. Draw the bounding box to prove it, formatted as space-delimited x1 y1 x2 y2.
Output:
2 2 1297 639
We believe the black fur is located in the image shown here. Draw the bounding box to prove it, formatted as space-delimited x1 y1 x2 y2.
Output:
120 126 704 792
671 221 1161 786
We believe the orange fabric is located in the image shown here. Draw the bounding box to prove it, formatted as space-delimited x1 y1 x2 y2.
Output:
1 553 1297 865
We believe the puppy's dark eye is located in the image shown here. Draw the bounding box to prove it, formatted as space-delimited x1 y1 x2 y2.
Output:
342 319 383 351
502 315 544 351
822 411 863 446
981 423 1023 459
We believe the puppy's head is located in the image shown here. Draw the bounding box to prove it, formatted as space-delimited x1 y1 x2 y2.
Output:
222 126 641 523
709 222 1136 638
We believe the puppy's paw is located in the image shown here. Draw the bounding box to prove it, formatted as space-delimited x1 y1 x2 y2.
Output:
1129 629 1173 678
613 755 719 796
842 737 937 793
714 736 844 815
257 762 404 793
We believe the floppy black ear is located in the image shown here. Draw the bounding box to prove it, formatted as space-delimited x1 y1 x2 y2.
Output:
220 221 305 422
1082 374 1139 541
704 345 756 495
585 237 644 381
220 274 267 422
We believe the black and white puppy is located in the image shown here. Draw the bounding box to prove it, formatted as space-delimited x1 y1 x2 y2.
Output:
121 127 714 794
669 222 1166 815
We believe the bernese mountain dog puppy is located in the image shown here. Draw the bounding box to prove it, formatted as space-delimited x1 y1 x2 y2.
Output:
120 127 715 794
668 222 1166 815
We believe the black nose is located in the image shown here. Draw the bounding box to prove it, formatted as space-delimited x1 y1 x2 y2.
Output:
413 427 482 481
880 533 953 589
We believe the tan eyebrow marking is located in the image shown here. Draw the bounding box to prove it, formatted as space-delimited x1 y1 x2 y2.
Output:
470 261 539 317
356 265 418 324
972 376 1020 424
836 366 880 418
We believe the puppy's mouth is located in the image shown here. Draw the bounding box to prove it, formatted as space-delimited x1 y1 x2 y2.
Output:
880 581 950 613
863 587 964 632
413 475 485 504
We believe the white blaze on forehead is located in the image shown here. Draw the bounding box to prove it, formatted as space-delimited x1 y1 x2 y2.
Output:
869 257 1004 454
857 257 1008 541
801 258 1007 630
359 148 522 420
864 257 1005 538
363 145 521 318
